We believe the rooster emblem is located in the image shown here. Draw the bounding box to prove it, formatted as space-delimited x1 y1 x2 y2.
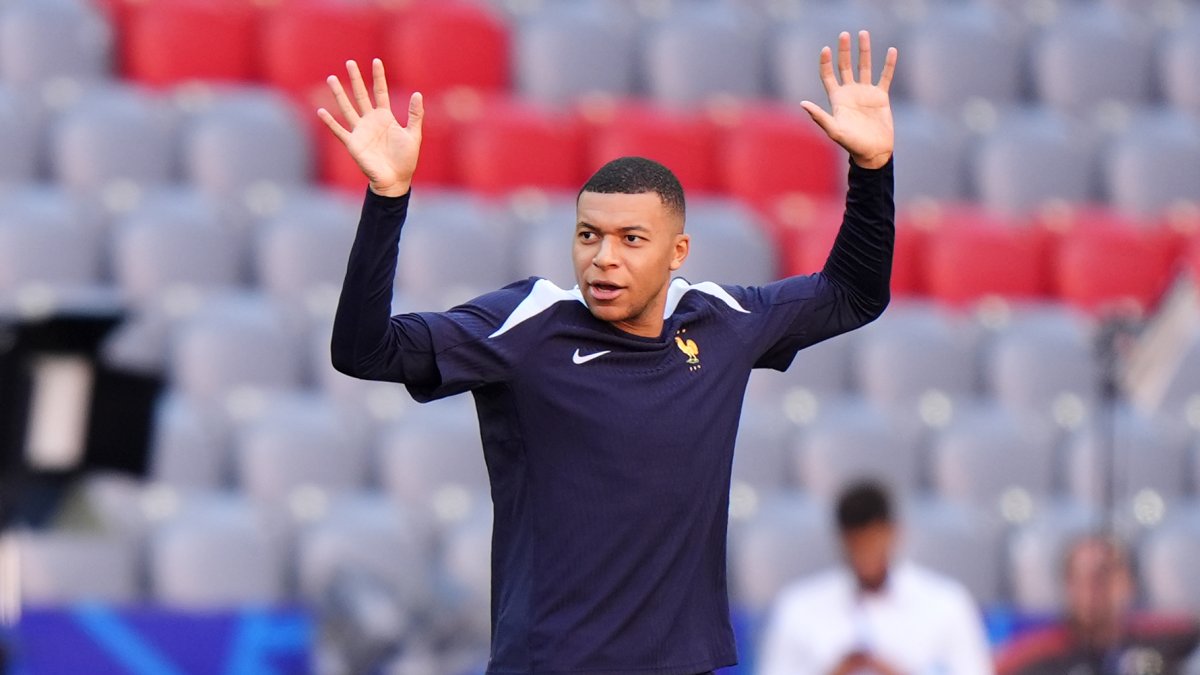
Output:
674 329 700 370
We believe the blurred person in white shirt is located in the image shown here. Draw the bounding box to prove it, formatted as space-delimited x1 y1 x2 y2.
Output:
757 481 994 675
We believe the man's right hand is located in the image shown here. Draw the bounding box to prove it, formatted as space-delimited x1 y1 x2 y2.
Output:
318 59 422 198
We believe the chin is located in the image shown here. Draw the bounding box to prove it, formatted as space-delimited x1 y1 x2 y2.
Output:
585 301 630 324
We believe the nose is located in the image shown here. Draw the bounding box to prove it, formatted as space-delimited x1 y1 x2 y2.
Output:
592 236 618 269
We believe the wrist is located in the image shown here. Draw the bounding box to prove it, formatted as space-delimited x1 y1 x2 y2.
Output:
369 180 411 198
850 151 892 170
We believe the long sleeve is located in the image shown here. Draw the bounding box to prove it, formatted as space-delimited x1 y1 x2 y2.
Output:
330 188 439 386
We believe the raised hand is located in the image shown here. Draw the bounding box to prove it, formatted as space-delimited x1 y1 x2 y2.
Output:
801 30 897 170
318 59 422 197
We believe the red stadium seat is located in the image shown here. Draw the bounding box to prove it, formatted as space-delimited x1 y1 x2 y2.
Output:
456 97 585 194
260 1 386 99
1053 223 1178 313
577 98 720 195
385 2 509 95
918 204 1050 305
122 0 259 86
714 103 840 208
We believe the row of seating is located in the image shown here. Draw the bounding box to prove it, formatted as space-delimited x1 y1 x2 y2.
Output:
16 476 1200 619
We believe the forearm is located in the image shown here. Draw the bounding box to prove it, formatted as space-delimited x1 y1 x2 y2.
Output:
330 188 435 382
820 157 895 322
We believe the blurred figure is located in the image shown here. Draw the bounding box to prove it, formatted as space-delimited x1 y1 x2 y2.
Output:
997 535 1200 675
757 481 992 675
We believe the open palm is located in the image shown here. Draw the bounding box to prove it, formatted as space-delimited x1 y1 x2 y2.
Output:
318 59 423 197
801 31 897 170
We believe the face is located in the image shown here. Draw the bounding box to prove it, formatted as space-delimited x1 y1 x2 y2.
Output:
574 191 689 337
841 521 896 592
1065 539 1134 635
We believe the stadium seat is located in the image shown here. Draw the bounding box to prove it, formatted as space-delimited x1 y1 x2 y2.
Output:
183 90 312 201
768 3 897 107
514 2 638 104
904 4 1024 112
789 397 922 501
396 190 515 305
455 97 585 194
376 406 491 509
1140 507 1200 614
1161 18 1200 116
0 187 101 294
260 2 386 99
923 217 1052 305
890 104 970 205
973 107 1100 215
903 498 1005 605
1063 407 1191 515
731 404 795 495
0 85 41 184
1032 5 1154 113
0 0 111 87
148 392 228 489
509 195 581 289
578 100 720 195
985 307 1099 419
170 293 305 405
385 2 510 95
149 495 287 608
111 189 243 305
439 499 494 646
677 197 777 286
50 85 178 193
1052 222 1177 313
643 3 766 106
254 189 360 313
233 392 369 504
18 531 139 605
1006 500 1102 612
728 493 837 615
122 0 258 87
1104 109 1200 217
715 104 841 207
745 329 853 400
929 402 1057 516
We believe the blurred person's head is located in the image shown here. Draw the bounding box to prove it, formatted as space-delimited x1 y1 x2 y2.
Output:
835 480 897 593
1063 534 1136 646
574 157 690 337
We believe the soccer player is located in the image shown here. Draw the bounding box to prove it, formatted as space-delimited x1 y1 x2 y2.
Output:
322 30 897 675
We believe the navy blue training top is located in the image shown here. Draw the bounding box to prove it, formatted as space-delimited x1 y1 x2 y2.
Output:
331 159 894 675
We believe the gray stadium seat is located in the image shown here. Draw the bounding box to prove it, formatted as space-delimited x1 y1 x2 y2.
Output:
18 530 139 604
1032 5 1155 114
0 0 111 87
0 85 41 183
233 392 369 504
50 85 178 194
509 194 580 289
0 187 101 294
731 404 796 495
890 104 970 205
728 493 836 615
111 188 243 305
182 89 311 202
149 495 287 608
929 402 1057 517
377 404 491 509
643 3 766 106
985 305 1099 419
901 498 1005 605
1006 500 1103 612
1161 18 1200 116
745 329 853 402
769 3 897 106
169 293 304 405
1104 108 1200 216
790 397 922 501
904 4 1025 112
148 392 228 489
677 197 776 286
1140 506 1200 614
438 499 494 647
514 1 639 104
973 107 1100 214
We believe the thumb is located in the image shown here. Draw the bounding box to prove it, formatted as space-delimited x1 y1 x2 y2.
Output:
800 100 836 138
407 92 424 135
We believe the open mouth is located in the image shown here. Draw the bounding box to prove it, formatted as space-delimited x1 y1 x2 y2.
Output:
588 281 624 302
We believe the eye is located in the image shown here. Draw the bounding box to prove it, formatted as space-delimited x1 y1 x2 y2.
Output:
624 234 643 244
578 231 596 242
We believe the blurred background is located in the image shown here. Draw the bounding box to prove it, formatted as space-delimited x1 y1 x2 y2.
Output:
1 0 1200 672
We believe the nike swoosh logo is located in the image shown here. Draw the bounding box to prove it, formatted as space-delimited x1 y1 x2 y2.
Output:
572 349 611 365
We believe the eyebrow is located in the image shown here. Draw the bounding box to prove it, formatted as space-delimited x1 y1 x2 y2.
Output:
576 222 652 234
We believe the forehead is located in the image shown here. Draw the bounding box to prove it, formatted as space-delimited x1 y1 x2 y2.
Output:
576 191 674 230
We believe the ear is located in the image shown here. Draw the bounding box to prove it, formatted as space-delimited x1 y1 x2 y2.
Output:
669 233 690 271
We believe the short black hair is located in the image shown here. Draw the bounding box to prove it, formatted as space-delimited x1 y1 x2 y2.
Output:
835 480 894 532
579 156 686 220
